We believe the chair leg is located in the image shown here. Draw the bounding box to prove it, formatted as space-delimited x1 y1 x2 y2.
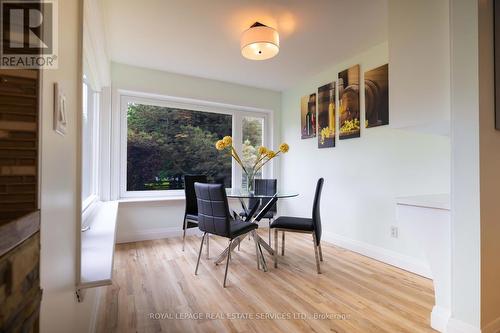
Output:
281 231 285 256
182 215 188 251
258 242 267 272
318 242 323 262
195 233 206 275
206 234 210 259
268 218 272 246
223 239 232 287
312 232 321 274
274 228 278 268
252 231 261 270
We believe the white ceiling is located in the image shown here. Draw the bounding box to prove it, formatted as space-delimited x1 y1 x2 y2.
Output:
102 0 388 91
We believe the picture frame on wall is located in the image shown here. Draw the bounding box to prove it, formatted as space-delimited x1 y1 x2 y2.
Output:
317 82 335 148
365 64 389 128
301 93 317 139
338 65 361 139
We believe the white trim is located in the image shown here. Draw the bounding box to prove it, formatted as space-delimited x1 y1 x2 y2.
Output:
431 305 451 332
82 194 99 217
82 80 100 213
80 201 119 287
99 87 112 201
321 231 432 279
118 196 186 204
446 318 481 333
115 89 272 199
116 89 274 115
116 226 202 244
83 0 110 89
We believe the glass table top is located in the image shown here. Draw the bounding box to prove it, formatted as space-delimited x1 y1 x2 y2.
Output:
226 188 299 199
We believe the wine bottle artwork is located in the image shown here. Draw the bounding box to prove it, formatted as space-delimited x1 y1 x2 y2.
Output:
365 64 389 128
338 65 361 140
301 93 317 139
317 82 336 148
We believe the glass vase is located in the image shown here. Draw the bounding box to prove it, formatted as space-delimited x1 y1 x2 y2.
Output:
245 171 255 194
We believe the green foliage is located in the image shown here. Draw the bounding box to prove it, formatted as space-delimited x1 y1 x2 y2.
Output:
126 103 232 191
242 117 262 147
241 117 263 168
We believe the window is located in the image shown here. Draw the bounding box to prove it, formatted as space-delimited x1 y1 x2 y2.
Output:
126 102 232 191
119 94 271 198
82 79 100 209
241 116 264 187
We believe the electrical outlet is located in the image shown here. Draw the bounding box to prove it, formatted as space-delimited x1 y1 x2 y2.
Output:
390 226 399 238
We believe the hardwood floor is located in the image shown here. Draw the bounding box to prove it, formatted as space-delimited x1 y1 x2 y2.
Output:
96 230 436 333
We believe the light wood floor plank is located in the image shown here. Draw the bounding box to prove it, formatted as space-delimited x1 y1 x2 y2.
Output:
96 230 436 333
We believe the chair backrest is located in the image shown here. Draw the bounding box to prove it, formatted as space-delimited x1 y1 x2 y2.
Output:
312 178 324 245
194 183 231 237
184 175 207 215
254 179 277 213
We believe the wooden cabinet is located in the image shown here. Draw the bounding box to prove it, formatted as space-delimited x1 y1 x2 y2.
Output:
0 69 41 332
0 70 39 225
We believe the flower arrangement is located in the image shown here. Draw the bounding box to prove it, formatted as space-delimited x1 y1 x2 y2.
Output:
215 136 289 192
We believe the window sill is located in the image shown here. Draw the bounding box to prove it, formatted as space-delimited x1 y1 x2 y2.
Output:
118 196 186 206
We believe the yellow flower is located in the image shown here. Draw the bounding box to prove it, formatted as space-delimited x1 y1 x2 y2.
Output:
258 146 268 155
222 136 232 146
215 140 226 150
266 150 276 159
279 143 289 153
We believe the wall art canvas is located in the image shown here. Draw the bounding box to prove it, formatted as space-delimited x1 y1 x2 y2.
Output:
365 64 389 128
301 93 316 139
317 82 335 148
338 65 360 139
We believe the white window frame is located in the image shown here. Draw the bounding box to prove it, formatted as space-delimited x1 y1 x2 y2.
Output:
82 78 100 212
118 91 272 199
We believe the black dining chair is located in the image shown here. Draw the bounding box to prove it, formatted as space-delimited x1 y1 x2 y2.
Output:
271 178 324 273
240 179 277 245
194 183 262 287
182 175 207 252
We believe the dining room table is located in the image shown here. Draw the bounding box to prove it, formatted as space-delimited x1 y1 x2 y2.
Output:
212 188 299 271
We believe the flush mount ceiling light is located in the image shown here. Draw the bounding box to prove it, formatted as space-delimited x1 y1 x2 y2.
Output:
240 22 279 60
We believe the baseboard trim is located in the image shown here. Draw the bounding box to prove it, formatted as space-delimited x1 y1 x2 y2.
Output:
116 227 431 279
446 317 481 333
116 220 271 244
431 305 451 332
483 316 500 333
321 231 432 279
116 227 202 244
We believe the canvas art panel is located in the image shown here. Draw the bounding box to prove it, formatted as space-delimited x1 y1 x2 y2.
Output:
365 64 389 128
317 82 335 148
338 65 360 139
301 93 316 139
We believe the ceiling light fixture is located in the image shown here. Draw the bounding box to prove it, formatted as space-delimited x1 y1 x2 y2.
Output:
240 22 279 60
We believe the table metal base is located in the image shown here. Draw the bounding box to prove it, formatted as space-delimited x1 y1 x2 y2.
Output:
214 230 274 272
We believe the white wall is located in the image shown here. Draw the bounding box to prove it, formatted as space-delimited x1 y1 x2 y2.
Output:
280 41 451 276
388 0 450 135
111 63 281 242
448 0 481 331
40 0 98 332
